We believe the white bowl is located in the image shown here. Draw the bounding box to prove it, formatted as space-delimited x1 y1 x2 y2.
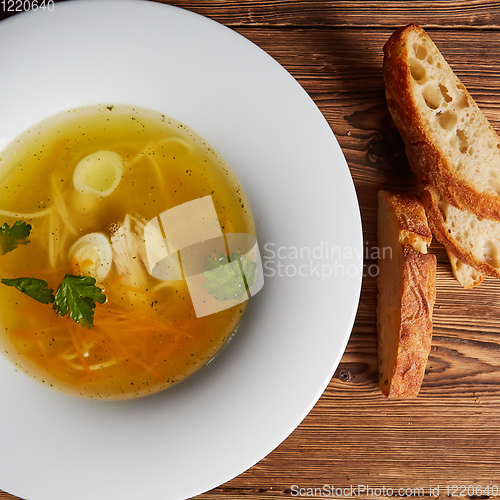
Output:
0 1 362 499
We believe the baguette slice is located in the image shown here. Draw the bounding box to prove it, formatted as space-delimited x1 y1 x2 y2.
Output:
422 184 500 279
383 24 500 222
377 190 437 398
447 249 487 289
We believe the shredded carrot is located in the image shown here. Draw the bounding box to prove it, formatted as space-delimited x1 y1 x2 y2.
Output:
35 337 49 355
71 255 94 275
148 332 185 367
91 326 164 381
68 325 91 375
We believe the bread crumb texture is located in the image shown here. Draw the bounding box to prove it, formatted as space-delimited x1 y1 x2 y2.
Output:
384 24 500 221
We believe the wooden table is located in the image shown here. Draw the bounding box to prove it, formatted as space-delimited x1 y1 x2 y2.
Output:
2 1 500 499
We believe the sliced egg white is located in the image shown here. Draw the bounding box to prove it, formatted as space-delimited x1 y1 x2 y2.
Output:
69 232 112 282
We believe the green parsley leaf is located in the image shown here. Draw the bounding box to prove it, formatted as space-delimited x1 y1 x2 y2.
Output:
0 221 32 255
203 252 256 302
1 277 55 304
53 274 107 328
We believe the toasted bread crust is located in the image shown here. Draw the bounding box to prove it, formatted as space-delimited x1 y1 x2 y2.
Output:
377 190 436 398
421 184 500 278
384 24 500 222
386 246 436 398
379 190 432 252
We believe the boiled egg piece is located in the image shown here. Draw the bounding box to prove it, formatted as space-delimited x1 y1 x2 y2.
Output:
69 232 112 282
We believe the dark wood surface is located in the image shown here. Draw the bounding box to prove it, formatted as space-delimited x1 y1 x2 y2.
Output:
2 1 500 499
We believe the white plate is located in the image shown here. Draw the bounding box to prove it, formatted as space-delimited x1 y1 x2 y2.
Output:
0 1 362 499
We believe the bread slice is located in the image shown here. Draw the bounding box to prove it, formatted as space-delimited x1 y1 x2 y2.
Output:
383 24 500 222
422 184 500 279
377 190 437 398
447 250 487 289
385 190 433 253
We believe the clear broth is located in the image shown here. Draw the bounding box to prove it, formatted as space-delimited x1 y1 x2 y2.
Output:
0 105 254 399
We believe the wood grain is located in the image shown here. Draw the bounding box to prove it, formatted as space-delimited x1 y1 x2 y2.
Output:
3 2 500 500
155 0 500 29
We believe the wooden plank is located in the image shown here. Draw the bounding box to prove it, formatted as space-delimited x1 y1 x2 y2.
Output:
155 0 500 29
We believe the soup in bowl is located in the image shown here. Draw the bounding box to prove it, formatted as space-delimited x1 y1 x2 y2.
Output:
0 104 262 399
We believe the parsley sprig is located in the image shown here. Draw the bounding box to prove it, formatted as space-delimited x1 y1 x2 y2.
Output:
1 220 106 328
203 252 256 302
1 277 55 304
0 221 32 255
1 274 106 328
53 275 106 327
